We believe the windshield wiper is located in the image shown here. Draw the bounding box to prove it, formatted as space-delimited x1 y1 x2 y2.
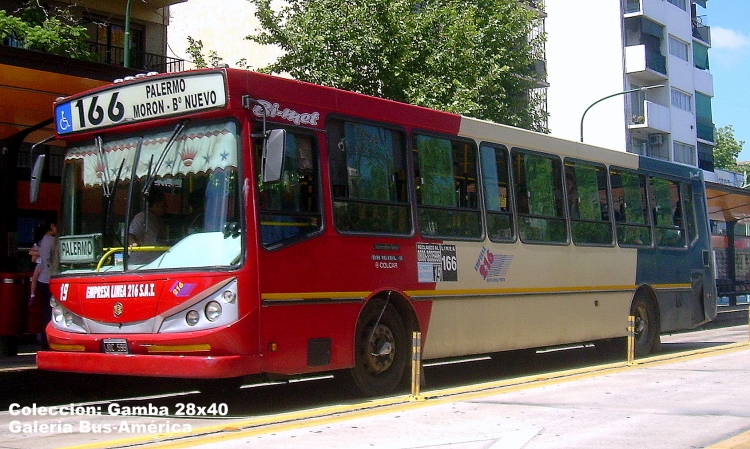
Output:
103 159 126 248
95 135 112 198
142 120 189 196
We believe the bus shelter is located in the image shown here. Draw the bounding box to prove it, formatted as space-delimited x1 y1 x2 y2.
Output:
706 181 750 305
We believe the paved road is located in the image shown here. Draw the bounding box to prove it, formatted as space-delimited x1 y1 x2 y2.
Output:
2 325 750 449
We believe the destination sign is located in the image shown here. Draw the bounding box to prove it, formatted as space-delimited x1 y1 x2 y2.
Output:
55 71 227 135
58 234 102 264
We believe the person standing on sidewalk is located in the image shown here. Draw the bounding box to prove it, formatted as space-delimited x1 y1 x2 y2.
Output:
31 220 56 350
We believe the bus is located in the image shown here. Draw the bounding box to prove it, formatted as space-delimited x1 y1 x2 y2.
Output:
36 68 717 396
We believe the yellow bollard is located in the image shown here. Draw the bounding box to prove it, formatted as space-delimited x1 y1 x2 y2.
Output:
410 331 424 400
627 315 635 365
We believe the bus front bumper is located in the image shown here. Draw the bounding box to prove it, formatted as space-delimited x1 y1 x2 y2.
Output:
36 350 263 378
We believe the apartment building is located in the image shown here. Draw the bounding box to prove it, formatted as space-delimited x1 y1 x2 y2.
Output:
546 0 714 171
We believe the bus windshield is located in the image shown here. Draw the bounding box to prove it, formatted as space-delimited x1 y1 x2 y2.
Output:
56 120 242 274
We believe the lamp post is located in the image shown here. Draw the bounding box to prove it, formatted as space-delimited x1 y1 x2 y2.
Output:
579 85 663 143
124 0 133 68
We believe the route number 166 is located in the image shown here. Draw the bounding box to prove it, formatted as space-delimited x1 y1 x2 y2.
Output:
74 92 125 128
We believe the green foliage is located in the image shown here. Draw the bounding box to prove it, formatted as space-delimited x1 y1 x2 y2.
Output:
714 125 745 172
186 36 226 68
247 0 548 132
0 2 91 59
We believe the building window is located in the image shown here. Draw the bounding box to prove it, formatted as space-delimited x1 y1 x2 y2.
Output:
694 42 709 70
671 88 693 112
667 0 687 11
669 36 689 61
674 141 696 165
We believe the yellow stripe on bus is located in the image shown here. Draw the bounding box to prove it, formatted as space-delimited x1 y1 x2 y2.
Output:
260 284 692 303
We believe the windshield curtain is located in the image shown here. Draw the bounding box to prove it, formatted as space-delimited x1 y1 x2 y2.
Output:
57 120 242 274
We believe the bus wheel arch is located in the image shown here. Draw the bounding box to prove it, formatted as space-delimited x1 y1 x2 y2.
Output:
347 291 416 397
631 286 661 356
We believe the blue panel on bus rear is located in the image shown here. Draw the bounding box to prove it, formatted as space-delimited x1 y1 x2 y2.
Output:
633 155 713 330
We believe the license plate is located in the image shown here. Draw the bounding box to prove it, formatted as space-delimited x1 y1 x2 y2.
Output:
103 338 129 354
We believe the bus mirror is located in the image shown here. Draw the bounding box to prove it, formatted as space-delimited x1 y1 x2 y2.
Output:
262 129 286 183
30 154 46 204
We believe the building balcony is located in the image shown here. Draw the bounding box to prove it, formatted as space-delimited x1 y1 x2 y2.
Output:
624 0 641 14
694 67 713 97
88 42 184 73
629 100 671 134
624 0 671 26
1 38 184 74
697 118 715 143
625 45 668 83
692 18 711 45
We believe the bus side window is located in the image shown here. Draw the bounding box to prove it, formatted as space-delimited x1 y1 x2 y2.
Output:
565 159 613 246
414 134 481 239
480 143 513 242
258 131 322 247
328 120 411 235
610 168 652 247
682 183 698 244
650 176 686 248
512 148 566 244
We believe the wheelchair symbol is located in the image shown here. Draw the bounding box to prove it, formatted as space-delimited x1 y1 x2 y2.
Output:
58 110 72 132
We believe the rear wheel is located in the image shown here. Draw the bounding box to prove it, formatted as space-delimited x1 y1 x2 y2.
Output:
349 300 410 397
631 294 659 357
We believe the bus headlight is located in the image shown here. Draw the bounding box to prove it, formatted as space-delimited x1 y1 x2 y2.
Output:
159 278 239 333
49 304 86 333
52 306 64 323
222 289 236 304
205 301 222 322
186 310 200 326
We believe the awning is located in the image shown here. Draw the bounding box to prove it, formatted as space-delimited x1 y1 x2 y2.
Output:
0 63 109 145
705 181 750 222
0 45 145 147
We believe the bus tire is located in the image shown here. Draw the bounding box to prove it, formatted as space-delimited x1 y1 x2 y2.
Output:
348 299 409 397
631 293 659 357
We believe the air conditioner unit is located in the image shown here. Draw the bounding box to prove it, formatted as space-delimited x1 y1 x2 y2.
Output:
649 134 664 145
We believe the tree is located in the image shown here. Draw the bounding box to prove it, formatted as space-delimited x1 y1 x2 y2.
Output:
0 1 90 59
714 125 745 173
247 0 548 132
186 36 224 69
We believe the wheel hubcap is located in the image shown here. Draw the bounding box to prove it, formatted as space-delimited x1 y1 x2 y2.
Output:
363 324 395 375
634 305 648 342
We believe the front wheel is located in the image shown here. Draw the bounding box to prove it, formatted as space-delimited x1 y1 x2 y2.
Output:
631 294 659 357
348 300 410 397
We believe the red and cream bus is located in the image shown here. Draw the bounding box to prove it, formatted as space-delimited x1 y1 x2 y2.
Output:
37 68 716 396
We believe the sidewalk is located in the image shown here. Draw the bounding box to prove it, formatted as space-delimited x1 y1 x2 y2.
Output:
178 336 750 449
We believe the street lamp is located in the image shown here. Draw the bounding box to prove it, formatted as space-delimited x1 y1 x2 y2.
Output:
579 85 664 143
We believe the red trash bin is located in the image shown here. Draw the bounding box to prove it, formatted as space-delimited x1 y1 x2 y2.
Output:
0 273 27 356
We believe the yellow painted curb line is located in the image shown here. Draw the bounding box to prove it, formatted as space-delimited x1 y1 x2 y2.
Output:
706 430 750 449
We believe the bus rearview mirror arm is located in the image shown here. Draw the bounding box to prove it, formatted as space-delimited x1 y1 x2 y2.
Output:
29 136 55 204
243 95 286 183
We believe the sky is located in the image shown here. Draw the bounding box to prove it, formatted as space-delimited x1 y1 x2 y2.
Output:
706 1 750 161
